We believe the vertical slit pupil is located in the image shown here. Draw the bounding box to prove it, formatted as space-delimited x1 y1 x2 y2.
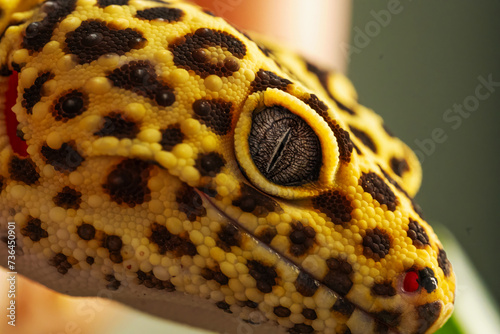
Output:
266 127 291 173
247 105 321 186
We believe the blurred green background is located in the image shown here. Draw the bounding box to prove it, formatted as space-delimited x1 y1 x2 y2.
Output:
348 0 500 305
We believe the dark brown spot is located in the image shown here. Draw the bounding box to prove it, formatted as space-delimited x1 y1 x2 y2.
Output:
104 235 122 252
371 281 396 297
196 152 225 177
437 248 451 277
53 186 82 209
257 43 272 57
333 126 354 163
136 270 175 291
224 57 240 72
20 217 48 242
103 159 152 207
217 224 241 252
104 235 123 263
149 222 197 257
8 156 40 185
49 253 72 275
77 224 96 240
302 308 317 320
352 142 362 155
418 267 438 293
303 94 328 115
23 0 77 51
201 267 229 285
324 258 353 296
97 0 129 6
390 157 410 177
170 28 246 78
22 72 54 114
52 90 87 121
0 65 12 77
247 260 277 293
363 228 391 261
407 219 430 249
94 112 139 139
66 20 146 64
374 310 402 333
41 142 84 172
216 301 232 313
136 7 183 22
105 274 121 291
251 69 292 93
332 297 355 316
295 271 319 297
0 176 4 194
108 60 175 106
334 99 356 115
160 124 184 150
203 9 216 17
274 306 291 317
16 129 26 141
416 302 442 334
288 324 314 334
244 300 258 309
232 183 282 217
360 172 397 211
192 99 233 136
312 190 353 226
192 48 208 62
289 222 316 257
86 256 95 265
350 126 377 153
176 183 206 221
257 227 277 245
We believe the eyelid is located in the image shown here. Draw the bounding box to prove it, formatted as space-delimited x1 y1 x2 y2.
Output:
234 88 339 199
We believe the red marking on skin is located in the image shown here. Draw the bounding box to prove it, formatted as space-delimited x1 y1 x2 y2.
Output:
4 72 28 157
403 270 419 292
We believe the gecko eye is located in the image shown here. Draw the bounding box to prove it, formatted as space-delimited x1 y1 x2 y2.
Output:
234 89 340 199
248 105 322 186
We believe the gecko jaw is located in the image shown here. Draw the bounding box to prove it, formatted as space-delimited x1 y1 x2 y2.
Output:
197 189 404 334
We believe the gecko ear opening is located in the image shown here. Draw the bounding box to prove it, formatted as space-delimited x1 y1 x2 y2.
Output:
4 72 28 157
234 88 339 199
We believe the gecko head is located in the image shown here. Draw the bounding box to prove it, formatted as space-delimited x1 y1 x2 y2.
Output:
214 86 457 333
0 1 454 333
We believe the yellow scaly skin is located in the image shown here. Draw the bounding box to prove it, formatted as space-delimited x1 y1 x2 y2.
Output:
0 0 455 333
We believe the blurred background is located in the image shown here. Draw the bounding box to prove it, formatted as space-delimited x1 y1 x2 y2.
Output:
2 0 499 333
348 0 500 307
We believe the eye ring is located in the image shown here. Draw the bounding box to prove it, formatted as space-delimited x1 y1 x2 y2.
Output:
234 88 340 199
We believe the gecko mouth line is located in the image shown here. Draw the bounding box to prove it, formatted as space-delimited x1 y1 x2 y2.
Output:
197 189 403 334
